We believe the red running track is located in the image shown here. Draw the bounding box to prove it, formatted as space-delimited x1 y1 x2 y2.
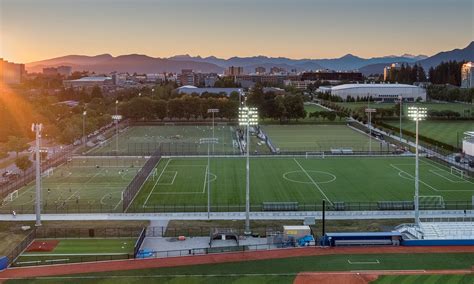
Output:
1 246 474 280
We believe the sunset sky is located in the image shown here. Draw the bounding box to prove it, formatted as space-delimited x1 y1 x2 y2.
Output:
1 0 473 63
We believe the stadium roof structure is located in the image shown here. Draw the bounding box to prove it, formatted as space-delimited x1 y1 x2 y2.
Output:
327 83 421 91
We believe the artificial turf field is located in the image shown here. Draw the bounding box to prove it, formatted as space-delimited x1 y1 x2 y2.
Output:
6 253 474 283
14 239 135 267
336 102 474 117
261 124 391 152
89 125 239 155
1 157 146 213
385 120 474 147
132 156 474 210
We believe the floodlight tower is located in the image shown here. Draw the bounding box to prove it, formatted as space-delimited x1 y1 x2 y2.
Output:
398 95 403 141
239 105 258 235
82 111 87 147
32 123 43 227
112 100 123 154
407 106 427 227
199 138 219 219
207 109 219 152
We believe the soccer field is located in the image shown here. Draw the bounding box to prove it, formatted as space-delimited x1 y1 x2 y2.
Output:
1 157 146 213
131 156 474 211
262 124 390 152
385 120 474 147
89 125 239 155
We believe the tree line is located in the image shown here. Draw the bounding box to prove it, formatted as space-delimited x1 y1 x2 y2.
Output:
428 61 466 86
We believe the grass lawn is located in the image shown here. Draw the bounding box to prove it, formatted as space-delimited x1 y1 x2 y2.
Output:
89 125 239 155
130 156 474 211
14 239 136 267
336 102 474 117
0 157 146 214
384 120 474 147
262 124 388 152
7 253 474 283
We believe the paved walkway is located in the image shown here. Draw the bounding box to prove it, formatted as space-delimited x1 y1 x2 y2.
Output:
0 210 472 222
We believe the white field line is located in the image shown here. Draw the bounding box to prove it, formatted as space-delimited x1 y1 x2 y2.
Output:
421 159 474 185
347 259 380 264
391 163 474 192
293 158 333 205
202 165 208 194
157 171 178 185
429 170 467 183
143 159 171 207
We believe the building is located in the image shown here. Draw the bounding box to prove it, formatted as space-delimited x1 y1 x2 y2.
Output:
255 67 266 74
463 131 474 158
383 63 401 81
270 66 286 74
177 85 242 96
0 58 25 84
43 66 72 77
225 66 244 76
284 80 317 90
461 62 474 89
63 76 113 89
301 71 363 82
317 83 426 102
178 69 195 86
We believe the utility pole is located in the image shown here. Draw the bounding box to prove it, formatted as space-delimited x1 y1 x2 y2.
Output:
32 123 43 227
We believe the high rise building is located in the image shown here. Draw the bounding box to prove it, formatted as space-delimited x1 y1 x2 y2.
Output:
255 67 266 74
461 62 474 89
0 58 25 84
225 66 244 76
383 63 401 81
178 69 196 86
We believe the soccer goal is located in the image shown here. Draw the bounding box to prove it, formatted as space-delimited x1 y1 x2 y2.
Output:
450 166 466 179
150 168 158 181
41 168 54 178
419 195 445 209
305 152 325 159
4 190 19 202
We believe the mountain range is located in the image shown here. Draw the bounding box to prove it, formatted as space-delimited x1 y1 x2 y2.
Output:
25 41 473 75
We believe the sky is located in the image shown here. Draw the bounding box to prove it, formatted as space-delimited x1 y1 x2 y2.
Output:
0 0 473 63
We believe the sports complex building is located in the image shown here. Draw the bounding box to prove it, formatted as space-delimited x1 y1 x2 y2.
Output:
317 83 427 102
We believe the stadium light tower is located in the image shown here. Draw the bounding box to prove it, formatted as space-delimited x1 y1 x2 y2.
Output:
31 123 43 227
365 106 376 153
398 95 403 141
112 100 123 154
82 111 87 147
239 105 258 235
207 109 219 153
199 138 219 219
407 106 427 227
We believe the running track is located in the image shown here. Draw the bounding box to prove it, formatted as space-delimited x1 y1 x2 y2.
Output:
1 246 474 280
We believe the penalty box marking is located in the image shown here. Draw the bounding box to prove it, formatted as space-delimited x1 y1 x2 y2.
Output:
347 259 380 265
391 163 474 192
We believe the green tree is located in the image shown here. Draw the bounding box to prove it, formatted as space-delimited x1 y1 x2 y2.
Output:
7 136 30 158
15 156 32 175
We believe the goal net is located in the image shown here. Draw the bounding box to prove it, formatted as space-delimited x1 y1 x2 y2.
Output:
151 168 158 181
305 152 325 159
450 166 465 179
419 195 445 209
4 190 19 203
42 168 54 178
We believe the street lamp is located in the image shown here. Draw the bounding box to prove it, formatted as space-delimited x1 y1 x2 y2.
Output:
199 138 219 219
82 111 87 147
207 109 219 153
239 106 258 235
31 123 43 227
407 106 427 227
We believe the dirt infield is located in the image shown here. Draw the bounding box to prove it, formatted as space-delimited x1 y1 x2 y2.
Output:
25 240 59 252
2 246 474 279
293 269 473 284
